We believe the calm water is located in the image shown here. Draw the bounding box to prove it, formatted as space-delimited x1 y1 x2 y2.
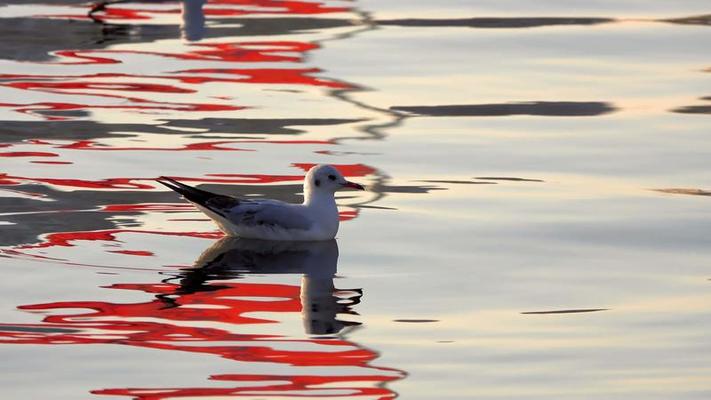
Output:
0 1 710 399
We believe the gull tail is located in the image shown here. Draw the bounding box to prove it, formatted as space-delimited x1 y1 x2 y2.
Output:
156 177 238 217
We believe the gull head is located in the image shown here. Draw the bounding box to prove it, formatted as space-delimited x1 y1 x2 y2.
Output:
304 164 365 200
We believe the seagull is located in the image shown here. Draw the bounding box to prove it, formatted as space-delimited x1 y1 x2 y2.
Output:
157 164 365 241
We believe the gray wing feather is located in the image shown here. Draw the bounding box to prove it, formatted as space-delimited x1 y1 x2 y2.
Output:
227 201 312 230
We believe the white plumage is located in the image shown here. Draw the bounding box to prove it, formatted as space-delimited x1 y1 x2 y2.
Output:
158 164 365 241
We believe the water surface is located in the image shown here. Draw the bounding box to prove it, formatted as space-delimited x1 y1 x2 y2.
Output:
0 1 710 399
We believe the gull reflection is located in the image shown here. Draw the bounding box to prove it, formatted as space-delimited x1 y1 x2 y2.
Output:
181 237 362 335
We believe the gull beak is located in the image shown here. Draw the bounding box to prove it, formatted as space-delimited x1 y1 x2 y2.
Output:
342 180 366 191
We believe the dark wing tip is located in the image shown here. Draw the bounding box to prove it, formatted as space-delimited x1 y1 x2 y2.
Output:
155 176 238 218
156 176 178 190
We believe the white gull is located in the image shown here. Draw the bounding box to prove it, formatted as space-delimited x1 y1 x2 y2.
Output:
157 164 365 241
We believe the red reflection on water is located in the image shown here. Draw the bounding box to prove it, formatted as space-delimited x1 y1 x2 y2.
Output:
55 139 330 151
0 278 401 398
60 140 250 152
6 81 195 94
99 203 197 213
0 101 242 121
20 281 301 327
0 174 155 189
0 139 333 157
174 68 352 88
17 229 223 250
294 163 376 177
0 174 257 189
62 0 350 22
50 50 121 65
92 373 399 399
48 41 318 65
0 68 347 98
4 228 222 266
339 210 359 221
207 0 350 15
0 282 300 344
0 164 373 190
0 152 58 158
108 249 155 256
0 39 347 120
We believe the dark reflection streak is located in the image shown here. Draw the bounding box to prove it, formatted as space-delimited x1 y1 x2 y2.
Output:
375 184 446 194
662 15 711 26
357 205 398 210
0 325 80 334
522 308 608 315
0 118 364 143
672 105 711 114
393 319 439 323
417 180 497 185
475 177 544 183
653 188 711 197
377 17 615 29
391 102 617 117
376 15 711 29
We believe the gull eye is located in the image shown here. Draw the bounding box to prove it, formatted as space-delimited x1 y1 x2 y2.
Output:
328 174 336 181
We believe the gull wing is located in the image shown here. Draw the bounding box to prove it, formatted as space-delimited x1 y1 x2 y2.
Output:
226 200 312 230
157 177 312 230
